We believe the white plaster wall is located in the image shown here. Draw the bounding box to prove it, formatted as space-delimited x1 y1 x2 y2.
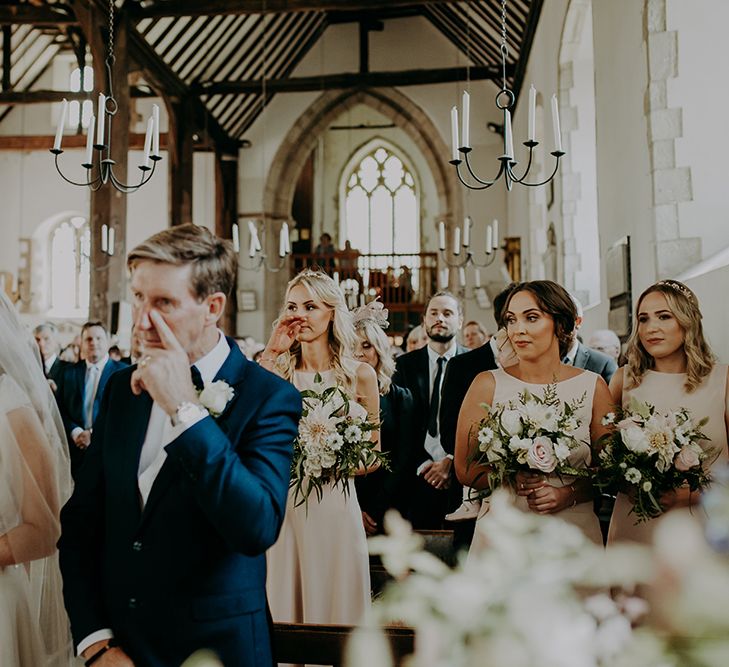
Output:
586 0 654 334
684 266 729 363
667 0 729 258
508 0 568 285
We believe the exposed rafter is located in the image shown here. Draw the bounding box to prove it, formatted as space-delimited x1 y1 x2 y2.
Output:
132 0 454 19
0 5 77 26
0 87 155 104
194 64 505 95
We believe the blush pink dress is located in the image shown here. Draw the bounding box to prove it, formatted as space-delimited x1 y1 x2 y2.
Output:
607 365 729 546
470 368 603 556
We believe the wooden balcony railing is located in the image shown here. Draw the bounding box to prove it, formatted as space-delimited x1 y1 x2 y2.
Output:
291 252 438 337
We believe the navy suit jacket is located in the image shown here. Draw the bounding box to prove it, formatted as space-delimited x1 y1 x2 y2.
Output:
572 343 617 384
55 358 128 477
58 339 302 667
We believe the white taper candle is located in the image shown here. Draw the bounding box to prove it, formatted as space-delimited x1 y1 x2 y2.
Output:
152 104 160 157
463 216 471 248
53 99 68 151
84 114 95 166
504 110 514 160
450 106 459 162
528 84 536 142
492 219 499 250
438 221 446 251
485 225 493 254
97 94 106 147
453 227 461 255
551 94 562 152
143 117 153 168
461 91 470 150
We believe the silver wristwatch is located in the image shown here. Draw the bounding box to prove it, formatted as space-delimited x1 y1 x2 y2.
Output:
171 401 208 427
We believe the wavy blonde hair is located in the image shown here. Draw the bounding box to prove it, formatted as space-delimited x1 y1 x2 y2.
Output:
625 280 715 393
274 269 358 394
355 318 395 395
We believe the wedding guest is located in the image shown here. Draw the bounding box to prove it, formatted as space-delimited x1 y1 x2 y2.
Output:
314 232 335 274
33 322 67 389
59 224 301 666
607 280 729 546
54 321 127 479
462 320 490 350
587 328 622 363
0 293 74 666
455 281 613 553
393 292 468 529
404 324 428 353
261 269 380 627
353 301 415 535
565 296 618 383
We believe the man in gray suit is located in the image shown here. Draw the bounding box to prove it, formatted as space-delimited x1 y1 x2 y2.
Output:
565 296 618 384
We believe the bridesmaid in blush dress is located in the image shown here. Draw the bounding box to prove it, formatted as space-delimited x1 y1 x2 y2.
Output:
454 281 613 554
607 280 729 546
260 270 380 635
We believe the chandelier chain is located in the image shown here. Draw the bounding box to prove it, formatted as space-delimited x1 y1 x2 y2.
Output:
500 0 509 91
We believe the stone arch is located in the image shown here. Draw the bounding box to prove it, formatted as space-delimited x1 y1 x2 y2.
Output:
263 88 459 224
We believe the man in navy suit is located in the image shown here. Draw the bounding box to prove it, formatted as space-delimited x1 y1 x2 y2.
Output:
58 224 302 667
55 321 127 478
393 291 468 529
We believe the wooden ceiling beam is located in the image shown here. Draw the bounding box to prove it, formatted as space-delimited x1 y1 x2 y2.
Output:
132 0 455 19
0 87 155 104
0 6 77 26
194 64 505 95
0 132 169 151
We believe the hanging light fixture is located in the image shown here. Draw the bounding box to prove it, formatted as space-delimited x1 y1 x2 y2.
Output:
450 0 564 191
235 218 291 272
437 216 501 291
50 0 161 193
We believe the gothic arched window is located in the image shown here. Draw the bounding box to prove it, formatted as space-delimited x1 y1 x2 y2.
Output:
49 216 90 317
341 143 419 256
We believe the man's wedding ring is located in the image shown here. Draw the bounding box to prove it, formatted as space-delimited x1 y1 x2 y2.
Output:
140 356 151 368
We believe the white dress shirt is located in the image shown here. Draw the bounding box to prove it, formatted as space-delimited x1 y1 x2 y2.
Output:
422 341 458 463
563 338 580 365
70 355 109 440
44 353 57 376
77 332 230 656
137 331 230 507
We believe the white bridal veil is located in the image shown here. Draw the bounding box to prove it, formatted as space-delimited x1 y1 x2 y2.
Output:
0 291 73 665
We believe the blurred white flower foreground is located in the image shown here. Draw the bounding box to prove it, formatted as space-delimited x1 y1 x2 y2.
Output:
350 485 729 667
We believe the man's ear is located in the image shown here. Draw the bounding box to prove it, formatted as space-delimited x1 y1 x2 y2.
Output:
575 316 584 330
205 292 227 324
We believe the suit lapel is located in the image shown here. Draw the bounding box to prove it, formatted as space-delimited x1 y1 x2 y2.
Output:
139 340 248 526
417 347 430 407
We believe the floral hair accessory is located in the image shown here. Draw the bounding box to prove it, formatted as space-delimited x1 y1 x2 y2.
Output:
656 280 695 304
352 299 389 330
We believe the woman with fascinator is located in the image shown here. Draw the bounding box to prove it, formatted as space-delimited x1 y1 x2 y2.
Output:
352 300 415 535
607 280 729 545
454 281 613 554
0 292 74 665
260 269 380 631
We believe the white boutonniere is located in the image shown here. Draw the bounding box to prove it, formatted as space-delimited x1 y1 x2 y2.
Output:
198 380 234 417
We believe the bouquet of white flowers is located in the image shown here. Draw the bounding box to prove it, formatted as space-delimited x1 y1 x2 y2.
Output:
597 397 711 523
471 383 589 492
291 373 384 507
